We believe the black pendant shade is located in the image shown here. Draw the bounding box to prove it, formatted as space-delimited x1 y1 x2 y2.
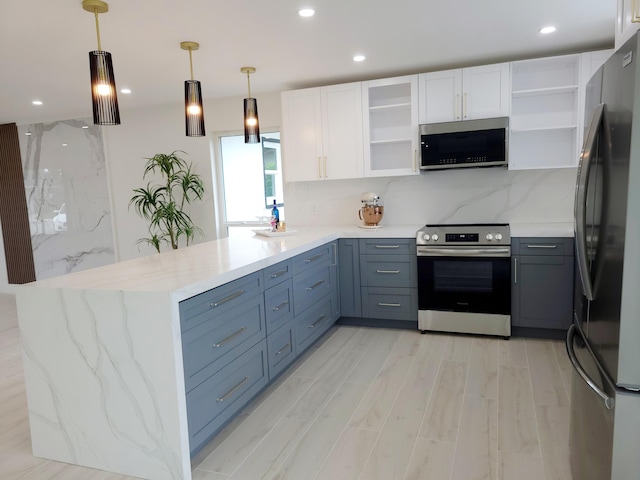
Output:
244 97 260 144
89 50 120 126
185 80 205 137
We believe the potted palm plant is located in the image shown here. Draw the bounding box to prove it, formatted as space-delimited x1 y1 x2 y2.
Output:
129 151 205 252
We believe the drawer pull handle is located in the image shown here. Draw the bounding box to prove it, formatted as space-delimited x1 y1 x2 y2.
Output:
376 269 400 274
275 342 291 355
306 280 325 291
305 253 323 263
526 244 558 249
212 327 247 348
211 290 245 308
272 301 289 312
378 302 401 307
308 315 327 328
216 376 250 403
375 245 400 249
270 270 288 279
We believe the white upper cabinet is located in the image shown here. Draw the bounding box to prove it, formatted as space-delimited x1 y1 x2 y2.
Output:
418 63 510 124
362 75 420 177
281 82 363 182
509 54 582 170
616 0 640 49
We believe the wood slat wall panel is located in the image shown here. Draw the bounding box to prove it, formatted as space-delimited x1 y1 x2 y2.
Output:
0 123 36 284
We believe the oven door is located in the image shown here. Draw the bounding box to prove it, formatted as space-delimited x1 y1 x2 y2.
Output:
417 248 511 315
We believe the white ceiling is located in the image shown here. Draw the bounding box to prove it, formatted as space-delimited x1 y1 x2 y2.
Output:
0 0 616 125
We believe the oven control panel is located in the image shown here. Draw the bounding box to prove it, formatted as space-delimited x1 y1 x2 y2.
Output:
416 224 510 246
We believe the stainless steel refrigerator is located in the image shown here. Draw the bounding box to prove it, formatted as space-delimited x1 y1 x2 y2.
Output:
568 31 640 480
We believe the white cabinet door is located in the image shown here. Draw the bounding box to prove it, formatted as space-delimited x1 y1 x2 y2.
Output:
363 75 419 177
616 0 640 49
418 69 462 123
282 83 364 182
462 63 510 120
281 88 324 182
419 63 509 124
321 83 364 180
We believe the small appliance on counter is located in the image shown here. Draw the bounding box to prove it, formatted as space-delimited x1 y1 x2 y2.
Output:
358 192 384 228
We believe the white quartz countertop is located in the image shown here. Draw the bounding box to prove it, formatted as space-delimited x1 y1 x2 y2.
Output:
24 222 573 302
25 225 421 301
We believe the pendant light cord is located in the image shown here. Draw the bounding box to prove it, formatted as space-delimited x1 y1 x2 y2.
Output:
188 48 194 81
246 72 252 98
94 8 102 51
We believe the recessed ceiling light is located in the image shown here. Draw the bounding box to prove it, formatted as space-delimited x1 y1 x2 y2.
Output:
82 125 89 129
62 143 68 147
539 26 556 34
25 132 32 136
353 55 366 62
120 88 131 94
298 8 315 17
32 100 43 105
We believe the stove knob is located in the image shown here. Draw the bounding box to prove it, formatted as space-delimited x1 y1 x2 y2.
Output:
486 233 494 241
495 233 503 241
432 233 439 241
422 233 431 242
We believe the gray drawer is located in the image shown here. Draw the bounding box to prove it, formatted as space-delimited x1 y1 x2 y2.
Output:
181 296 265 393
292 243 335 275
294 293 335 353
292 260 335 316
512 237 574 256
360 254 417 288
179 271 263 333
264 279 293 335
267 323 295 379
263 259 292 289
359 238 415 255
361 287 418 321
186 339 268 454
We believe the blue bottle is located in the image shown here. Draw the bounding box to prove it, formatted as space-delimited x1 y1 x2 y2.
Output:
271 200 279 231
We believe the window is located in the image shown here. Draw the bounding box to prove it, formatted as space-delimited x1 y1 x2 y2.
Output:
213 131 284 237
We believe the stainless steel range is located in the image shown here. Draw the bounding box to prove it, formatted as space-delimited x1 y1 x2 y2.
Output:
416 224 511 337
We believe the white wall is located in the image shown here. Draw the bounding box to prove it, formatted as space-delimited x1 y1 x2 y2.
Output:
104 92 282 261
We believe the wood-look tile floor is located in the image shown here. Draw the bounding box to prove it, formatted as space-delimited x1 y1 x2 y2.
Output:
0 293 573 480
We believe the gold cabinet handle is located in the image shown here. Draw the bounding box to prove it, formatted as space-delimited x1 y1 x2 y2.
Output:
378 302 401 307
318 156 322 178
463 92 468 119
376 269 400 274
324 156 327 178
455 94 461 120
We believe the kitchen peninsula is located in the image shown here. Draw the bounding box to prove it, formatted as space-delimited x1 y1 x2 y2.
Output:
14 226 416 480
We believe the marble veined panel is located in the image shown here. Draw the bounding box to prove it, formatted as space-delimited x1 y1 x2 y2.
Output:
17 120 115 280
15 287 191 480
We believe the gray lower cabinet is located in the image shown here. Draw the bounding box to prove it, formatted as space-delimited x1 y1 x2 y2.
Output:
338 238 361 317
359 238 418 322
179 242 339 455
511 237 574 335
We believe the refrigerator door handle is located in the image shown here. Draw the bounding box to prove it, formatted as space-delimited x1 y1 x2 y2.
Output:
566 323 615 410
575 103 604 301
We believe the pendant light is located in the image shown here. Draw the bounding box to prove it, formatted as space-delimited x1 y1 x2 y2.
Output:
241 67 260 144
181 41 205 137
82 0 120 126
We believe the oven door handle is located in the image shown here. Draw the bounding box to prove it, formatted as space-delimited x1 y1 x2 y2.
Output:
417 247 511 257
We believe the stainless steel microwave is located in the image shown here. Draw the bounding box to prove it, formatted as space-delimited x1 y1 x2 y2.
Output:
419 117 509 171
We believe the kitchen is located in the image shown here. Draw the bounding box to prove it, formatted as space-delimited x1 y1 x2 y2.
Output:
1 1 639 479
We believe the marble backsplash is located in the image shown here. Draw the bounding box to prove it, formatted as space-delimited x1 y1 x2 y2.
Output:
17 120 115 280
284 166 577 228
